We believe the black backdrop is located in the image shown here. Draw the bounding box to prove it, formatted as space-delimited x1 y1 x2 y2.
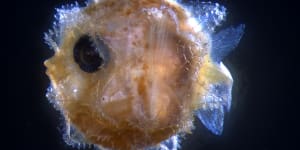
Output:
5 0 298 150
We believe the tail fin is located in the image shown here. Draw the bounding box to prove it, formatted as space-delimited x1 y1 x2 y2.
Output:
195 57 233 135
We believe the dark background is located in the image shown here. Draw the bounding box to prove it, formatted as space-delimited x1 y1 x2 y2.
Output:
4 0 297 149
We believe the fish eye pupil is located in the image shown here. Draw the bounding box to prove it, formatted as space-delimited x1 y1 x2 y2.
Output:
73 35 104 73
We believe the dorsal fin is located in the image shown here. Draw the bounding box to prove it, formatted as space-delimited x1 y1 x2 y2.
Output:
211 24 245 62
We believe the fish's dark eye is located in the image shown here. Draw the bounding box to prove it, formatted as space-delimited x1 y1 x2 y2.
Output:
73 35 107 73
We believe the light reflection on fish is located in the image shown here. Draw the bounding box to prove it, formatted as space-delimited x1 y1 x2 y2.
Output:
44 0 244 149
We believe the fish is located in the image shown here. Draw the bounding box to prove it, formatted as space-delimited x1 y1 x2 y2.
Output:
44 0 244 149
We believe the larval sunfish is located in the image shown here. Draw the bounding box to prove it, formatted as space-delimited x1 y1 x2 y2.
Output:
44 0 244 149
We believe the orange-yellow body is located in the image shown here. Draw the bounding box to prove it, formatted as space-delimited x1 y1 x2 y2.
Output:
44 0 241 149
